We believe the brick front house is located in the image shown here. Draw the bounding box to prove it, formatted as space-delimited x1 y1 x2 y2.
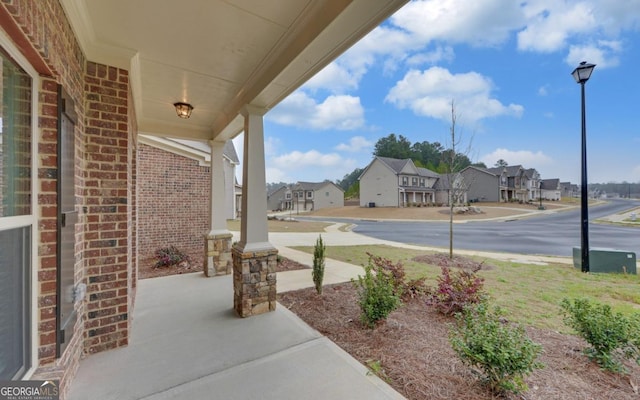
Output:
137 138 240 265
0 0 407 397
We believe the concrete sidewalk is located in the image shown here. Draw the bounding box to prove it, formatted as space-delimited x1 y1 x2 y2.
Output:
68 273 404 400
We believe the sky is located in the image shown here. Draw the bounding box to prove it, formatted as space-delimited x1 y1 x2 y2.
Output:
233 0 640 186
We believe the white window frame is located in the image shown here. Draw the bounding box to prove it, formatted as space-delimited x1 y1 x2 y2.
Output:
0 29 40 379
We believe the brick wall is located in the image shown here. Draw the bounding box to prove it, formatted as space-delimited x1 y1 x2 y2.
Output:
1 1 136 397
83 62 131 354
137 144 210 264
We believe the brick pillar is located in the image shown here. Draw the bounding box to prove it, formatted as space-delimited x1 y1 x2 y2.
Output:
83 62 131 354
232 244 277 317
204 232 233 276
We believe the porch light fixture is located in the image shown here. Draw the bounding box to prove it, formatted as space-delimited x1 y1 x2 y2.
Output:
174 102 194 119
571 61 595 273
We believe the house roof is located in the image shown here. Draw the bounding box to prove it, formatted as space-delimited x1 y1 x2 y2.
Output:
524 168 539 179
374 156 440 178
138 135 239 166
541 179 560 190
376 157 413 174
484 165 524 177
460 165 499 177
294 181 344 192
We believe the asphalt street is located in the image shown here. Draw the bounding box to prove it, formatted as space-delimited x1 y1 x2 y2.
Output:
308 199 640 257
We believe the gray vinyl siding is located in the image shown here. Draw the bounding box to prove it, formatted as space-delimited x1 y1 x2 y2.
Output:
462 169 500 202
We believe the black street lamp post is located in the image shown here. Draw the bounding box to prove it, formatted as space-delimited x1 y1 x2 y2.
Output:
571 61 596 273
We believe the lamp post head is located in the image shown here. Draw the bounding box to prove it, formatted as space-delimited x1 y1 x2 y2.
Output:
571 61 596 84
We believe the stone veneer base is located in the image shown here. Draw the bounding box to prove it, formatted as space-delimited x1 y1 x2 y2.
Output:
204 232 233 277
232 244 278 317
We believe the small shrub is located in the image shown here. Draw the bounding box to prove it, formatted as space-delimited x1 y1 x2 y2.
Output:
428 266 486 315
366 253 427 301
352 255 401 328
312 235 326 295
560 298 640 372
154 245 190 268
449 303 544 395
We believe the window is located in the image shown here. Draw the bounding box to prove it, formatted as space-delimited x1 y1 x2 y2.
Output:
306 191 312 199
325 191 329 197
1 49 32 217
420 178 425 187
402 176 408 185
0 43 35 380
412 177 418 186
285 193 291 199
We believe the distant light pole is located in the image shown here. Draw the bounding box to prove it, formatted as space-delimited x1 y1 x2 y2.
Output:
572 61 596 273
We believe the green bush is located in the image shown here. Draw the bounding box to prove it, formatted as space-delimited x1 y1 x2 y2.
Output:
366 252 427 301
154 245 190 268
560 298 640 372
428 266 487 315
352 255 401 328
449 303 543 395
312 235 326 295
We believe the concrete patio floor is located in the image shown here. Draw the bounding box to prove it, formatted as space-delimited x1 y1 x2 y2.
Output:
67 271 404 400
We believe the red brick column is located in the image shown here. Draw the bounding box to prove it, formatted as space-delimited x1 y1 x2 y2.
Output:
83 62 131 354
36 78 61 365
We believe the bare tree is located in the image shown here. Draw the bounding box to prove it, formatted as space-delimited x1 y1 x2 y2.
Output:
441 101 475 259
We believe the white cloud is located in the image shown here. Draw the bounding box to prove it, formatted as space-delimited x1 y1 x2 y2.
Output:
335 136 374 152
267 92 364 131
385 67 524 124
565 41 622 69
303 62 359 94
272 150 344 168
391 0 524 47
517 2 595 52
267 150 358 183
517 0 640 59
265 167 292 184
480 148 553 168
406 45 455 66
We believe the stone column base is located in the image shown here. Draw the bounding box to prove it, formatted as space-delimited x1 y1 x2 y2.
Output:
204 232 233 277
232 244 277 317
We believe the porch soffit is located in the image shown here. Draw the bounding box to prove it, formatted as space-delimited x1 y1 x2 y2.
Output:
60 0 408 142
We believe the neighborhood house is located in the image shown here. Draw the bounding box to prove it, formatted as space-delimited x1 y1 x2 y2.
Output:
268 181 344 212
360 156 568 207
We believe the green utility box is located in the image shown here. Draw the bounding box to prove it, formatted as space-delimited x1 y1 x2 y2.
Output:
573 247 637 274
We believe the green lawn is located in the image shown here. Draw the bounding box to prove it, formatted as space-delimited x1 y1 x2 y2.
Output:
291 244 640 332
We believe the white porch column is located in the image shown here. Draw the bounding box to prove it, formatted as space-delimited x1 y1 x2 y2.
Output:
203 140 233 277
209 140 228 234
232 105 277 317
238 105 272 251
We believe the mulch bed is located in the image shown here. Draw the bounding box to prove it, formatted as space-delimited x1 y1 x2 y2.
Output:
138 255 308 279
278 254 640 400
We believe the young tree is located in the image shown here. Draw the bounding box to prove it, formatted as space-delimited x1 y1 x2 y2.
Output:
312 235 326 295
440 101 474 259
495 159 508 167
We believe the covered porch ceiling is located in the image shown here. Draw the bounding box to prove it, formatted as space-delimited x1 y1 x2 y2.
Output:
61 0 408 142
